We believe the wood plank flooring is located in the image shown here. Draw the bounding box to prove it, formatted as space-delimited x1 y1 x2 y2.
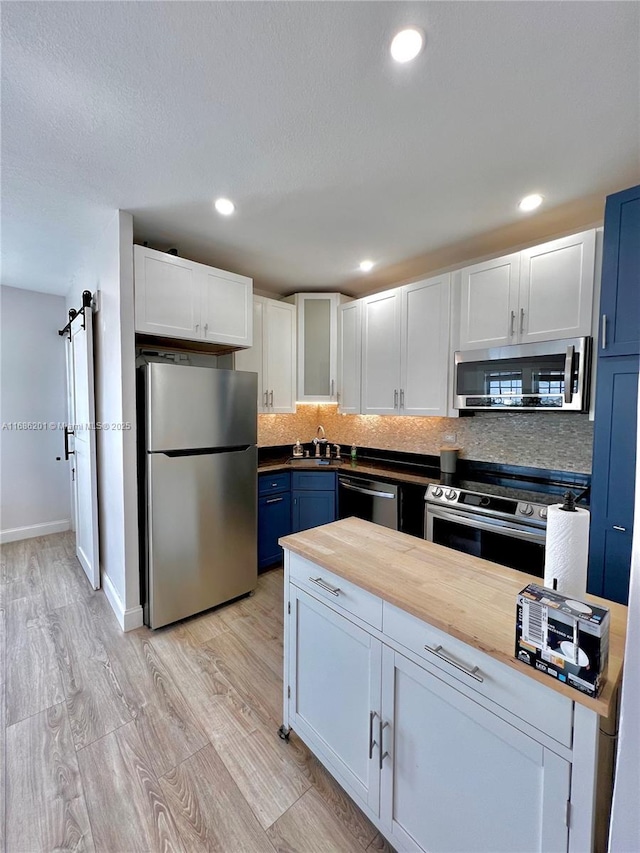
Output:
0 532 394 853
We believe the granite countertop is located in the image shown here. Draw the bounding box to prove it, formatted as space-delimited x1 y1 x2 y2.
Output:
258 456 440 488
279 517 626 719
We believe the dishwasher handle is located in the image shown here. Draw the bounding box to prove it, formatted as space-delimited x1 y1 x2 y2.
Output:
340 481 396 500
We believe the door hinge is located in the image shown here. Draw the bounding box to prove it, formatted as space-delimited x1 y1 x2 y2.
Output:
287 602 291 615
287 685 291 699
565 800 571 827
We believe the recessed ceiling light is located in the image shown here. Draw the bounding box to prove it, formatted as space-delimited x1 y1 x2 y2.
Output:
390 28 424 63
214 197 235 216
518 193 544 212
359 260 375 272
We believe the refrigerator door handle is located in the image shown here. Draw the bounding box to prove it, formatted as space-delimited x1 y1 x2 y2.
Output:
158 444 252 457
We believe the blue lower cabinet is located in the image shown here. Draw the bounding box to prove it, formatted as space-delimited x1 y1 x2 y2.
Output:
291 471 337 533
258 490 292 569
258 472 291 570
292 490 336 533
588 354 639 603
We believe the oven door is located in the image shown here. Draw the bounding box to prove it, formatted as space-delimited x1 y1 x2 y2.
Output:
425 506 546 576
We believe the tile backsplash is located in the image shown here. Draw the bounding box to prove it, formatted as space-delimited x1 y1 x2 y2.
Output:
258 405 593 473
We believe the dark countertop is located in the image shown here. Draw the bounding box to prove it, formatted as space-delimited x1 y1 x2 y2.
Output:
258 456 440 488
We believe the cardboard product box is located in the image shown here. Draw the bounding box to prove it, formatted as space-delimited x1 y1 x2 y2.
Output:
515 583 610 698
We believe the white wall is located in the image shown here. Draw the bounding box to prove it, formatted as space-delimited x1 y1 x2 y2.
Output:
68 210 140 630
0 286 71 540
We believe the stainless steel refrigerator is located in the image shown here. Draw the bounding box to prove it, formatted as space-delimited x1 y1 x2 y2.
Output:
139 361 257 628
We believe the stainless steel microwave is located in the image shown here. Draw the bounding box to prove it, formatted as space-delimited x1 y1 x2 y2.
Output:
454 337 592 412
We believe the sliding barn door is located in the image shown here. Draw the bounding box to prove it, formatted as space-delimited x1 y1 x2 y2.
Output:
67 298 100 589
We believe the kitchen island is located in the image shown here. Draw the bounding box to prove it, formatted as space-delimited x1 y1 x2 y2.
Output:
279 518 627 853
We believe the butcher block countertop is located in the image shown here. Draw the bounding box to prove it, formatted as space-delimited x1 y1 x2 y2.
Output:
279 517 627 719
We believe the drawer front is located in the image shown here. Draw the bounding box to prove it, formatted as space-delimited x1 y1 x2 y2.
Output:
292 471 336 491
383 602 573 747
259 471 290 496
289 553 382 630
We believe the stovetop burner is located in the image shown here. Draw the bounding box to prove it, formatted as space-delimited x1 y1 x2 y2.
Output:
424 478 556 525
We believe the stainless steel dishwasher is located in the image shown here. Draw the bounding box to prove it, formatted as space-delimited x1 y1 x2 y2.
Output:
338 475 399 530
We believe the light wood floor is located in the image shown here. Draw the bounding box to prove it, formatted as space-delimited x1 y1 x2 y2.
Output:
0 532 394 853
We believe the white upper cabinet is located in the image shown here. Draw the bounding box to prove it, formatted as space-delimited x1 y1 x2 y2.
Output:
459 230 596 351
134 245 253 348
200 267 252 347
518 230 596 344
361 289 402 415
459 254 521 350
361 276 451 416
286 293 349 402
134 247 201 339
235 298 264 406
264 300 296 413
338 301 362 414
401 275 451 416
235 296 296 413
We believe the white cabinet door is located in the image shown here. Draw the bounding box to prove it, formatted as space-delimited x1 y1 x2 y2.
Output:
338 301 362 414
288 585 382 815
459 253 520 350
400 275 451 416
200 267 252 348
134 245 200 339
265 300 296 413
292 293 343 402
235 297 265 410
361 290 402 415
518 230 595 344
380 647 570 853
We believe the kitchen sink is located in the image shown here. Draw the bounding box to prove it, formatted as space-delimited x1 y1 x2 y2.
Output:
287 457 344 466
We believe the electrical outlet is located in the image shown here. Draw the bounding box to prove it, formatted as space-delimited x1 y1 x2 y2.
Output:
443 432 457 444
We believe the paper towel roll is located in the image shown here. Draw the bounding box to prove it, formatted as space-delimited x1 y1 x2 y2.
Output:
543 504 590 598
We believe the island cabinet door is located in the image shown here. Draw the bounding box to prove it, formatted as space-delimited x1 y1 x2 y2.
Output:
288 585 382 815
379 647 570 853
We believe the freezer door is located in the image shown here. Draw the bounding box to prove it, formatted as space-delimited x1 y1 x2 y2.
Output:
146 362 257 451
147 445 257 628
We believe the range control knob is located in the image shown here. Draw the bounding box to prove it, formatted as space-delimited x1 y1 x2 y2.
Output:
445 489 457 501
519 504 534 516
539 507 548 519
432 487 443 498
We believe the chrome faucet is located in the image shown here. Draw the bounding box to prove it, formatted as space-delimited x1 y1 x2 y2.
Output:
316 425 326 440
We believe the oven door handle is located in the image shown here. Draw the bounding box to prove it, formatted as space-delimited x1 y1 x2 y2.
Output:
340 482 396 499
427 507 546 543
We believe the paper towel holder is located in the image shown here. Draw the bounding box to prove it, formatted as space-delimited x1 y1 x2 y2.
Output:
559 491 577 513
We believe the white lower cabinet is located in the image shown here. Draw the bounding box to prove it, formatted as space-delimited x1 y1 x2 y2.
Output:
288 585 382 813
283 553 602 853
379 646 570 853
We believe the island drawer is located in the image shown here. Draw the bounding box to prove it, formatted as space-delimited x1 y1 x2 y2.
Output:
383 601 574 747
289 553 383 630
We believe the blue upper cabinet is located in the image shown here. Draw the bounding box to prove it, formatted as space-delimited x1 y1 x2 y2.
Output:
588 184 640 604
599 184 640 357
588 356 638 603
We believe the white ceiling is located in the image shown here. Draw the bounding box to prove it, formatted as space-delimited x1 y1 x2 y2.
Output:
2 1 639 297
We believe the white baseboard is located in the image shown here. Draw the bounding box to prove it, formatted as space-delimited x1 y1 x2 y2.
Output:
0 519 71 544
101 570 144 632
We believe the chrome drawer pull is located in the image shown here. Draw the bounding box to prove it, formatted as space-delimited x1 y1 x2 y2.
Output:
309 576 341 596
379 719 389 770
265 497 284 504
368 710 378 760
613 525 627 532
424 643 484 683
